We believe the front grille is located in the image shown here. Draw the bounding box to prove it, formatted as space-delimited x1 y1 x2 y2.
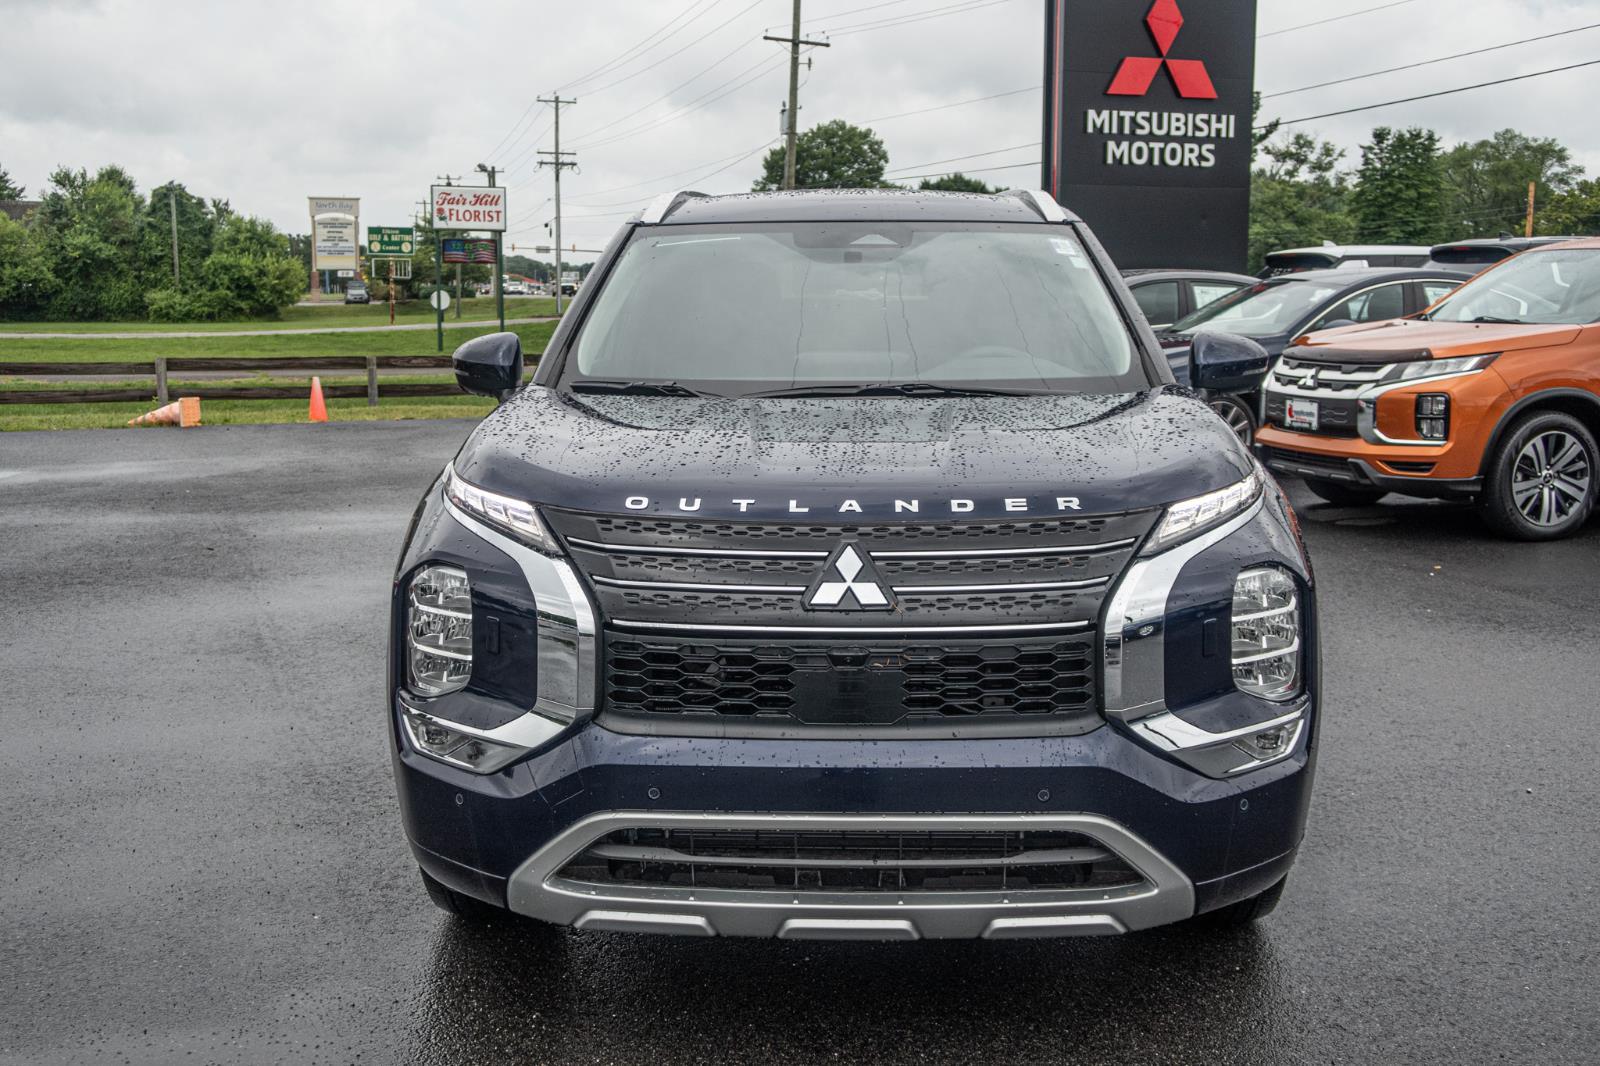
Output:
542 507 1157 731
605 636 1096 724
1259 446 1358 478
1263 393 1361 436
557 827 1144 893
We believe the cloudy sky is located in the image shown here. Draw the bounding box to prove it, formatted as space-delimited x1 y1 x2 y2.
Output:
3 0 1598 262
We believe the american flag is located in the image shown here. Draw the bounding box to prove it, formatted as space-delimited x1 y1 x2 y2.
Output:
470 238 497 264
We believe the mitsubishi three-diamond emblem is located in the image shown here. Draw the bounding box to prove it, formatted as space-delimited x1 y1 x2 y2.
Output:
803 542 895 611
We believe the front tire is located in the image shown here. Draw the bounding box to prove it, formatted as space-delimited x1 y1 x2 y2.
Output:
1480 411 1597 540
1302 477 1388 507
1206 393 1256 445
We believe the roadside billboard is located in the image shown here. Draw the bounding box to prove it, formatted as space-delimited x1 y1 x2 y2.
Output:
431 186 507 231
1042 0 1256 271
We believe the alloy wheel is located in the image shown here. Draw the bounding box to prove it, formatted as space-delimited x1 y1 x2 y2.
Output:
1209 398 1254 444
1512 430 1592 527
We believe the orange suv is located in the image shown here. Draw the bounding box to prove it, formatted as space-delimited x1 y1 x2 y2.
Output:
1256 238 1600 540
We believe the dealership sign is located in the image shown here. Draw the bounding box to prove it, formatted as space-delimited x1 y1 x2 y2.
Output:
431 186 507 231
1042 0 1256 271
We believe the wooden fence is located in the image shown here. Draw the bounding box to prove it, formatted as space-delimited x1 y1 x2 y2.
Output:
0 355 467 406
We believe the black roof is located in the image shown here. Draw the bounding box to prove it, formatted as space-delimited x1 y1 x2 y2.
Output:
1428 236 1587 254
657 188 1076 226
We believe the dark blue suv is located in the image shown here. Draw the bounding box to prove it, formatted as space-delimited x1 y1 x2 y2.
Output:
390 189 1319 939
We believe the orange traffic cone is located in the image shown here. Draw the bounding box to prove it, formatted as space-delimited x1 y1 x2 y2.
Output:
128 396 202 428
308 376 329 423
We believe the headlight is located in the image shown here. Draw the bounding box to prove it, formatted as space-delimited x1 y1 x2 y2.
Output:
408 564 472 696
1232 566 1300 701
1383 353 1497 383
1150 470 1261 550
445 466 558 554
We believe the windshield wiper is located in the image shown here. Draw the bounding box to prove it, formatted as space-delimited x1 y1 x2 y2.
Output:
749 381 1036 398
568 379 715 397
1468 315 1528 324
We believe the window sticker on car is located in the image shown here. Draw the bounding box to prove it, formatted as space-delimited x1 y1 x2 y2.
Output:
1050 238 1088 268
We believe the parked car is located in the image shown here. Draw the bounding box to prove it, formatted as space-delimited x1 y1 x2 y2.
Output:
344 280 370 304
392 187 1317 939
1121 268 1255 330
1423 235 1588 272
1259 243 1432 277
1160 267 1470 443
1256 238 1600 539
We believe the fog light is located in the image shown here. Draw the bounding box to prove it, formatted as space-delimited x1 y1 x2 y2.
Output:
1233 567 1301 702
399 702 531 774
1415 394 1449 440
1233 718 1304 763
408 565 472 697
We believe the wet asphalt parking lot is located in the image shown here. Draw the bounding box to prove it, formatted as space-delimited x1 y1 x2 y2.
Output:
3 421 1598 1065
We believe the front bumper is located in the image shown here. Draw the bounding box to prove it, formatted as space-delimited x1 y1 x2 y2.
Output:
394 708 1314 938
1256 427 1482 499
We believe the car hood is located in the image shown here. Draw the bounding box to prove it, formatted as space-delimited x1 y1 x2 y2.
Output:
1291 317 1581 358
450 387 1253 521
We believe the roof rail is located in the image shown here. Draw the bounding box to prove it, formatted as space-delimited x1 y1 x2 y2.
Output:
638 189 708 225
1007 189 1070 223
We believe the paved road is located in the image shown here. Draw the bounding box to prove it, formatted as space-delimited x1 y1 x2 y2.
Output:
0 317 554 340
3 423 1597 1065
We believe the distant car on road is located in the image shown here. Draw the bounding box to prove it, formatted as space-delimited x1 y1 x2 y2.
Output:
1121 268 1255 331
344 280 370 304
1260 243 1432 278
1423 236 1588 272
1159 267 1469 443
504 281 530 296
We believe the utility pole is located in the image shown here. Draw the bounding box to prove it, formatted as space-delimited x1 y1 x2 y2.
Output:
764 1 829 190
1526 181 1537 238
167 189 181 285
476 163 504 330
537 96 578 314
434 175 460 352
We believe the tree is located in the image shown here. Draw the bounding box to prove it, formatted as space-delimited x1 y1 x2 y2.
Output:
0 214 57 318
0 163 23 199
1247 132 1356 271
753 121 890 190
1440 129 1584 239
1350 126 1447 244
32 165 147 319
138 182 217 288
1539 179 1600 236
918 173 998 193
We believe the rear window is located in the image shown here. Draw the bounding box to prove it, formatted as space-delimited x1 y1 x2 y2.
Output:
1262 252 1337 276
1428 246 1510 266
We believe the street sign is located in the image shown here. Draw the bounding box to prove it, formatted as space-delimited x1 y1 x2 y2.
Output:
368 225 414 256
430 290 451 311
535 245 551 253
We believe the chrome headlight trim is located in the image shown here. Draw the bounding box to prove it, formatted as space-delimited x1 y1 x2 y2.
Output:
442 496 597 724
1130 704 1308 778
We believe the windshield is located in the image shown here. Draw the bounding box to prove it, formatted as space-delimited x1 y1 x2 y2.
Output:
561 222 1144 396
1171 279 1343 337
1428 248 1600 324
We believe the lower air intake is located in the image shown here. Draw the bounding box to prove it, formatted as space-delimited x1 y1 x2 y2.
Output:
557 827 1144 893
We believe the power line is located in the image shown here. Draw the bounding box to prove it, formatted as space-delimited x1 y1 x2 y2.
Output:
1264 22 1600 98
574 53 787 152
1262 58 1600 128
568 37 758 146
884 160 1041 183
819 0 1018 37
580 0 768 99
557 0 723 92
883 142 1040 176
860 85 1037 124
565 139 780 204
1259 0 1423 40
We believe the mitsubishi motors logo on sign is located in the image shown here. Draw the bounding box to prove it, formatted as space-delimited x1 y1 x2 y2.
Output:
1108 0 1217 100
1041 0 1257 272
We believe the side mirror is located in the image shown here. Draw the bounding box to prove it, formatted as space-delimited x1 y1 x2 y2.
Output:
453 331 523 400
1189 331 1270 393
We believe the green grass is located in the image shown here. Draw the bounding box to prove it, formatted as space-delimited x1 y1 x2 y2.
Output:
0 321 557 363
0 298 561 332
0 372 463 391
0 394 494 431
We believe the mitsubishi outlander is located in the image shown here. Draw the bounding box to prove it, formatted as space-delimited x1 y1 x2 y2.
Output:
389 189 1319 940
